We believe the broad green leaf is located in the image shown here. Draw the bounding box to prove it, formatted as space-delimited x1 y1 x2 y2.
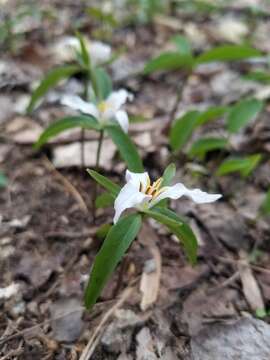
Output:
84 213 142 309
227 99 263 133
145 207 197 264
27 65 80 113
87 169 120 197
196 45 261 65
161 163 176 187
144 52 193 74
216 154 262 177
0 172 8 188
95 192 114 209
260 189 270 215
106 125 144 172
34 116 100 149
171 35 192 56
94 67 112 100
170 111 200 152
188 137 228 159
195 106 229 126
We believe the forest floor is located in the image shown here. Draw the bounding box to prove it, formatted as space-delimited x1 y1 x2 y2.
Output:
1 1 270 359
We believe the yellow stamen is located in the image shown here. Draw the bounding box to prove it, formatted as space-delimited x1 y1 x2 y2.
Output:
98 101 109 113
145 177 163 196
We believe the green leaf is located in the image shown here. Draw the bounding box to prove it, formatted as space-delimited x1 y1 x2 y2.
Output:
95 192 114 209
87 169 120 197
144 52 193 74
145 207 197 265
216 154 262 177
106 125 144 172
27 65 80 113
161 163 176 187
260 189 270 216
188 137 228 159
196 45 262 64
195 106 229 126
76 31 90 68
169 111 200 152
227 99 263 133
94 67 112 100
171 35 192 56
0 172 8 188
244 70 270 84
34 116 100 149
84 213 142 309
87 7 118 27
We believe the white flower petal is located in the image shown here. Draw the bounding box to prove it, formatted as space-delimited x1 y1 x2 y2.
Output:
114 110 129 133
125 170 149 192
89 41 111 65
106 89 132 112
61 95 99 118
151 183 222 207
113 182 151 223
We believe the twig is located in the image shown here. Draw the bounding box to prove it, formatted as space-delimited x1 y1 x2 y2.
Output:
206 271 240 295
43 156 88 214
0 307 84 346
216 256 270 275
79 284 135 360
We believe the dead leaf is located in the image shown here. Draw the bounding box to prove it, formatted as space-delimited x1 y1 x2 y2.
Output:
238 251 265 312
6 116 43 144
139 225 161 311
52 139 116 169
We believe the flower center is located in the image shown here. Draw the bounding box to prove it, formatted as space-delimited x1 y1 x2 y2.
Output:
98 101 110 114
140 177 164 199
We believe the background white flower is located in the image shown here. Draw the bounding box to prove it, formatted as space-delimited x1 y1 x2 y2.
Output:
61 89 132 133
114 170 222 223
50 36 111 65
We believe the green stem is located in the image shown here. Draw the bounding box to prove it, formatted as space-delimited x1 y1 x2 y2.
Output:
92 130 104 220
81 71 89 169
96 130 104 171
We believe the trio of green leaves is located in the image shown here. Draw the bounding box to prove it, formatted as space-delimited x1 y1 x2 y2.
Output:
26 33 269 310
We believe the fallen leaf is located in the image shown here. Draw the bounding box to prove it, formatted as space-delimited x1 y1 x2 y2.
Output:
52 139 116 169
238 251 265 312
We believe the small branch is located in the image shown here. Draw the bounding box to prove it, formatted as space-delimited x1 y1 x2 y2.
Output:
43 156 88 214
79 284 135 360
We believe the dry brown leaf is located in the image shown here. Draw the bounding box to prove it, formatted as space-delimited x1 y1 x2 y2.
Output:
238 250 265 312
52 139 116 169
139 225 162 311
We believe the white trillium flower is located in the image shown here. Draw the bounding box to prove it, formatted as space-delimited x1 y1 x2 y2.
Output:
61 89 132 133
113 170 222 224
51 36 111 65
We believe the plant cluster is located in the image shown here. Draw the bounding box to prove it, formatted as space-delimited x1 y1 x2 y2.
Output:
27 30 269 310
